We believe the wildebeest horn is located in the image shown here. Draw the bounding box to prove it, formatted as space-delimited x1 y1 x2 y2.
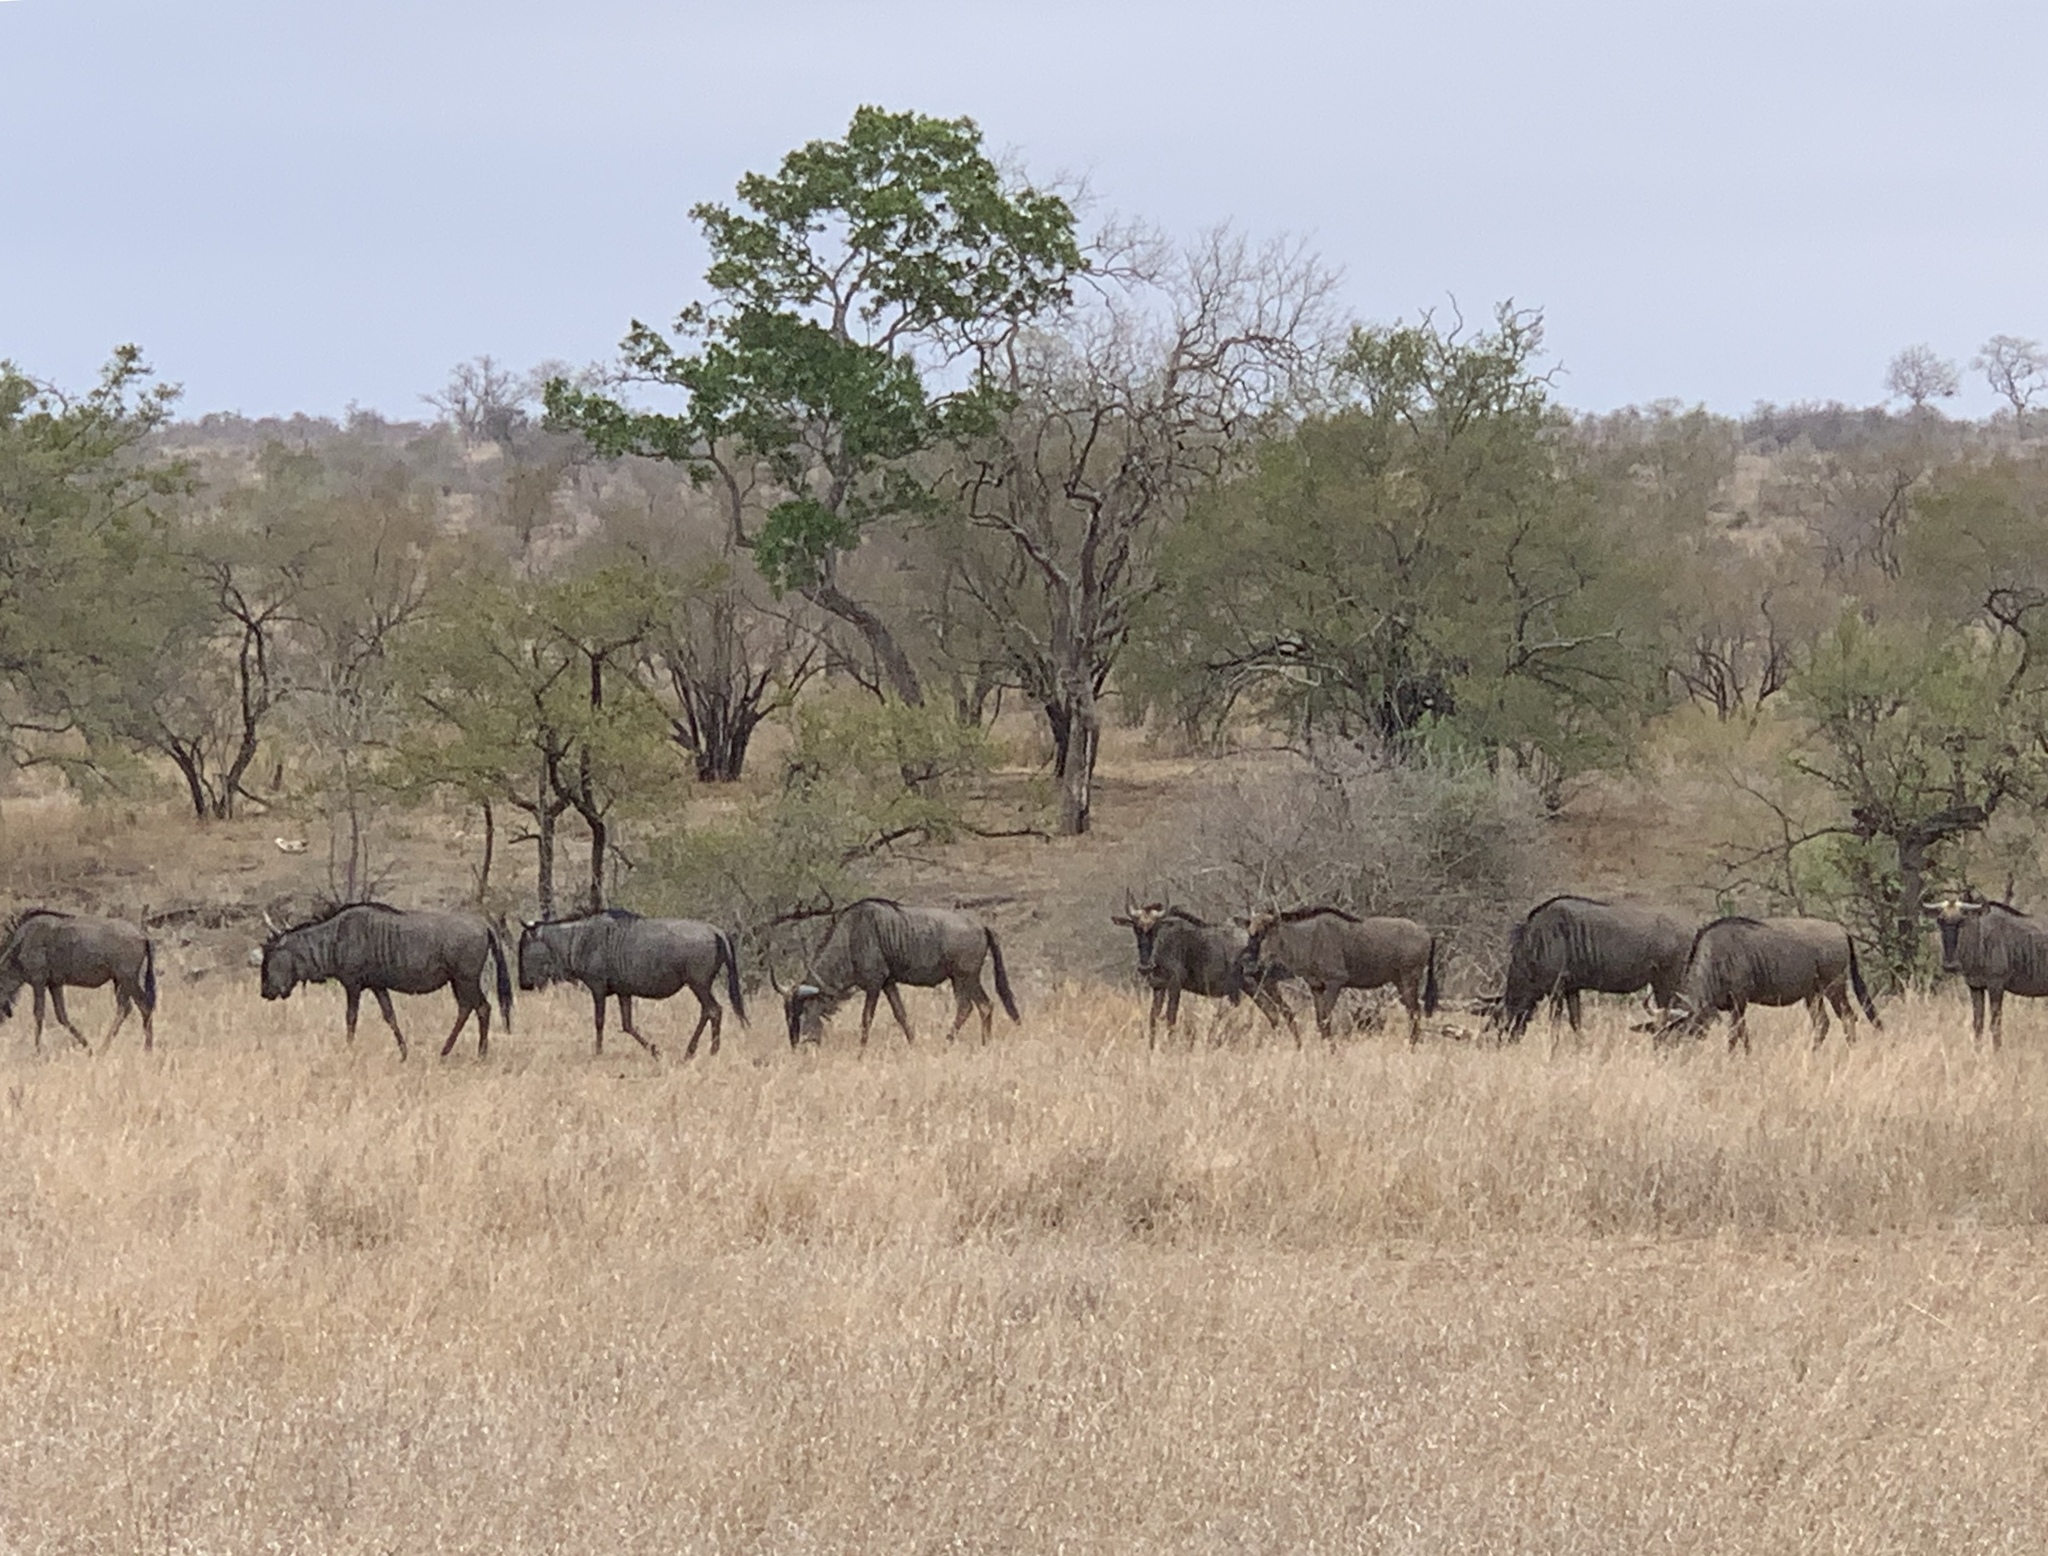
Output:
261 907 283 937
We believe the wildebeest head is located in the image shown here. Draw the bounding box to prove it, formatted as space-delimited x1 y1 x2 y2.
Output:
258 937 308 1001
1922 894 1987 971
1236 910 1283 975
516 920 566 991
783 982 834 1048
1110 892 1173 976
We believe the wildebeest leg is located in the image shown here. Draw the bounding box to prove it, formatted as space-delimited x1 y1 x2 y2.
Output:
857 989 882 1046
49 987 90 1052
1970 986 1987 1045
1399 977 1423 1044
1147 987 1166 1051
103 989 133 1053
473 996 492 1060
1826 983 1857 1044
1312 985 1339 1043
945 978 974 1042
1989 988 2007 1051
1163 985 1184 1046
882 983 916 1044
343 986 363 1045
619 994 664 1059
1805 992 1830 1047
1564 988 1584 1034
591 990 608 1057
1257 985 1299 1045
371 989 410 1060
30 986 48 1054
1727 1003 1750 1054
682 993 725 1061
438 998 478 1060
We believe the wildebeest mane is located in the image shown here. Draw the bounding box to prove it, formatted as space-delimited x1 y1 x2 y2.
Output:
1521 893 1610 920
530 906 642 927
1272 905 1362 925
0 907 74 941
274 900 403 940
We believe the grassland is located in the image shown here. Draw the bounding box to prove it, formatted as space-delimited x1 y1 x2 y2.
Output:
6 981 2048 1553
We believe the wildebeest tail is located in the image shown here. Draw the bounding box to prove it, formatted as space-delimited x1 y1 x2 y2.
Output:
1423 936 1440 1017
487 929 514 1032
1847 937 1881 1028
140 938 158 1015
987 929 1021 1022
718 929 748 1025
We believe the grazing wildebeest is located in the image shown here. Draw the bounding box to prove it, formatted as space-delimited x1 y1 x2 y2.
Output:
783 897 1020 1048
1239 906 1439 1044
1499 895 1695 1039
1109 895 1296 1049
1665 915 1879 1052
518 908 746 1059
259 903 513 1059
1922 896 2048 1049
0 909 157 1053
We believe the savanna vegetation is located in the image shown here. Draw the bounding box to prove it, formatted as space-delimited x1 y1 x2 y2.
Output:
6 105 2048 1552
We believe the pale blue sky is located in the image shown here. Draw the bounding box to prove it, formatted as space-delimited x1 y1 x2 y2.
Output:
2 0 2042 419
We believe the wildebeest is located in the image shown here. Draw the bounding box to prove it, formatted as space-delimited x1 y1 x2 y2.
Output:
518 908 746 1059
1109 895 1295 1049
0 909 157 1053
1664 915 1879 1051
258 902 513 1059
1922 896 2048 1049
1239 906 1439 1043
1499 895 1695 1039
783 897 1020 1047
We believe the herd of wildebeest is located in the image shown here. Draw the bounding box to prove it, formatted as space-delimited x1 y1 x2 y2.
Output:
0 888 2040 1060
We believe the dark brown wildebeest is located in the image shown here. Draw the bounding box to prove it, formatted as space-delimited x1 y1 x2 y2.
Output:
517 908 746 1059
0 909 157 1053
1665 915 1879 1052
1239 906 1438 1044
1922 896 2048 1049
783 897 1020 1047
1110 895 1295 1049
258 902 513 1059
1499 894 1695 1038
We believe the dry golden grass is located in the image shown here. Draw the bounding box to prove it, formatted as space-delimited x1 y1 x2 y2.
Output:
6 983 2048 1552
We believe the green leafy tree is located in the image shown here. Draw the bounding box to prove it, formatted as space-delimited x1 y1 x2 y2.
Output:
1783 614 2042 979
0 348 186 778
546 106 1084 707
1145 306 1659 791
393 568 675 915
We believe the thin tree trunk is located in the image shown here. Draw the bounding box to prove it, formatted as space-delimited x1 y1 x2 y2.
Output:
807 579 923 706
535 762 558 919
1057 687 1100 837
472 799 495 906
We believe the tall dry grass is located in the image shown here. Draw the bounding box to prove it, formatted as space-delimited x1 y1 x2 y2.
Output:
5 982 2048 1551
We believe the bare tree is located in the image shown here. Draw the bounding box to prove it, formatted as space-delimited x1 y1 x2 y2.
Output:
1884 344 1960 412
960 227 1342 834
1974 335 2048 428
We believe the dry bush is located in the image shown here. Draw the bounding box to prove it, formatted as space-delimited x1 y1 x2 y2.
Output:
5 981 2048 1550
1135 745 1556 990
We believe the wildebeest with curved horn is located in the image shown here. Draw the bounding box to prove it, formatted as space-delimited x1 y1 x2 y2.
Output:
783 897 1020 1048
0 909 157 1053
1499 895 1695 1039
1239 906 1438 1044
258 902 513 1059
1110 893 1296 1049
1662 915 1879 1051
517 908 746 1059
1922 895 2048 1049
